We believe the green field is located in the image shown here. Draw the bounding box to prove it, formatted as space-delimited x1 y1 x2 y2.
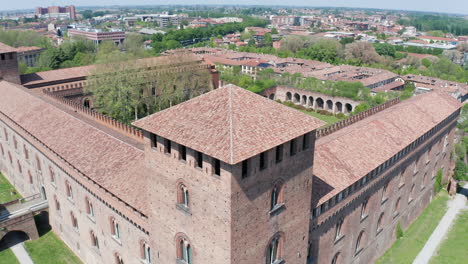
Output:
24 215 82 264
376 191 449 264
0 172 21 203
430 209 468 264
0 248 20 264
299 110 343 125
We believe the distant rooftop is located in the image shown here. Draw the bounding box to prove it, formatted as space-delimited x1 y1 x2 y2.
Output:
133 84 326 165
0 42 16 53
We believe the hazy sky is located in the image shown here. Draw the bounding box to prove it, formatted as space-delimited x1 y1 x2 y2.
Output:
2 0 468 15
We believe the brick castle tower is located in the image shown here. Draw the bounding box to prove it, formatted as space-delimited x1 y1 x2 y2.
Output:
0 43 20 84
134 84 325 263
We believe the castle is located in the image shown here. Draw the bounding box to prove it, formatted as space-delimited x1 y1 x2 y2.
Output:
0 42 461 264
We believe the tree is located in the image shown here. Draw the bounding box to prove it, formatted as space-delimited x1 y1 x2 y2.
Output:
279 36 306 53
434 169 443 193
85 53 214 123
344 42 382 65
374 43 396 57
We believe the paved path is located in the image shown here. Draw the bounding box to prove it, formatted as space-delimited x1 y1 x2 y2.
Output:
11 243 34 264
412 184 468 264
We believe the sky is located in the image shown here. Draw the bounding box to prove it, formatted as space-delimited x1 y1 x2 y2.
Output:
2 0 468 15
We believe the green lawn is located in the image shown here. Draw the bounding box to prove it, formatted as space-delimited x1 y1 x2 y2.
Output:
299 110 343 125
0 248 20 264
0 172 22 203
24 215 82 264
376 191 449 264
430 209 468 264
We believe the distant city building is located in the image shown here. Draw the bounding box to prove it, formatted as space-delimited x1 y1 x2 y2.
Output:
15 46 45 67
35 5 76 20
68 28 125 45
135 14 180 27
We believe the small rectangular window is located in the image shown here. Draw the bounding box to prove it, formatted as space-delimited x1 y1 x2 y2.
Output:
213 158 221 176
164 139 171 154
302 133 310 150
275 145 283 163
290 138 297 156
150 134 157 149
259 152 267 170
242 159 249 179
196 151 203 168
179 145 186 161
0 54 5 60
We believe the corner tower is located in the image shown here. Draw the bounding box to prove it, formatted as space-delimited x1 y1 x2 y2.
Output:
134 84 326 264
0 43 20 84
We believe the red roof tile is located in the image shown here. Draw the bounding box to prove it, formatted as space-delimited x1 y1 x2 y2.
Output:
133 84 326 164
0 81 148 214
313 92 460 205
0 42 17 53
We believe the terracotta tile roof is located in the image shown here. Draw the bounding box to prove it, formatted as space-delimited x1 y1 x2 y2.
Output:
15 46 43 52
313 91 460 206
21 65 93 86
133 84 326 164
0 81 148 214
0 42 17 53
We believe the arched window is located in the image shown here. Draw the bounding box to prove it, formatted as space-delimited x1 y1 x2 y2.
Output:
177 184 189 208
36 155 41 172
85 197 94 217
90 230 99 249
115 253 124 264
141 241 151 264
395 197 401 215
331 252 340 264
377 213 384 233
49 166 55 184
54 195 60 212
335 218 344 240
17 160 22 174
381 182 389 201
110 217 121 239
266 235 283 264
361 198 369 218
355 231 365 253
23 145 29 160
409 184 415 203
70 212 78 230
66 181 73 200
271 181 284 210
177 236 193 264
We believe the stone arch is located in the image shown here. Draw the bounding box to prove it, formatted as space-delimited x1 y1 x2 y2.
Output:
301 95 307 105
286 92 292 101
315 98 324 109
268 93 275 100
293 93 300 103
0 230 30 250
308 96 314 107
335 102 343 113
345 103 353 113
326 100 333 111
83 98 91 108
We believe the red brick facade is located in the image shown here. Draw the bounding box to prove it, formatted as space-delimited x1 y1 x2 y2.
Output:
0 44 462 264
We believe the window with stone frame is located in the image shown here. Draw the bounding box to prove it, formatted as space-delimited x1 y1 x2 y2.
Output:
361 198 369 219
331 252 340 264
177 236 193 264
115 253 124 264
266 234 283 264
177 183 190 208
355 231 366 254
70 211 78 231
85 197 94 217
49 166 55 184
271 181 284 211
66 181 73 200
140 240 151 264
90 230 99 249
23 145 29 160
377 213 384 233
335 218 344 240
381 182 389 202
110 217 121 240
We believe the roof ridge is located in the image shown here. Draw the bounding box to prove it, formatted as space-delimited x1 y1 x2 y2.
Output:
228 85 235 164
